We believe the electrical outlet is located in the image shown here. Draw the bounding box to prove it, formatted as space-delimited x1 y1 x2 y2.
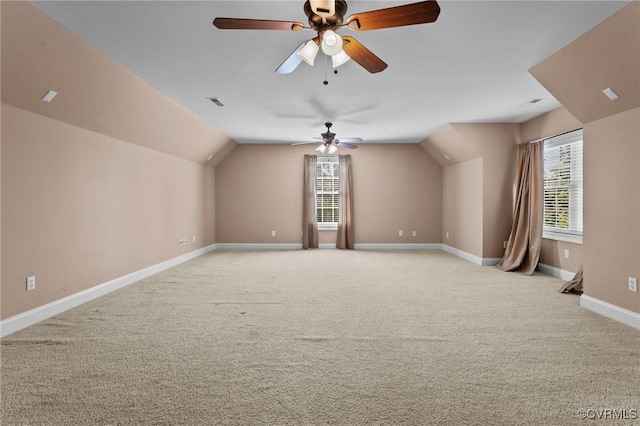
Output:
412 231 417 237
398 230 403 237
629 277 638 293
564 249 570 259
446 232 450 238
503 241 508 249
192 236 196 243
26 276 36 291
271 230 276 237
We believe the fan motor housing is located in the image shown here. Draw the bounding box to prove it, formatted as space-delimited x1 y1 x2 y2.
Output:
304 0 347 30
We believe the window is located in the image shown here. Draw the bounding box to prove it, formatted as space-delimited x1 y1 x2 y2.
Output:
543 129 583 243
316 157 339 230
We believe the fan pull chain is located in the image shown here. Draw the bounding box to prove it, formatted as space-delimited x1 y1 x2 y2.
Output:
323 53 329 85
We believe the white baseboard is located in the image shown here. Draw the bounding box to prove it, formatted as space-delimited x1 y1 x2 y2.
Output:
580 294 640 330
354 243 441 250
215 243 442 250
215 243 303 250
441 245 497 266
0 244 216 337
537 263 577 281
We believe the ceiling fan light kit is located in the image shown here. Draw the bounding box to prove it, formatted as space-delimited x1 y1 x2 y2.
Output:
297 39 320 65
213 0 441 75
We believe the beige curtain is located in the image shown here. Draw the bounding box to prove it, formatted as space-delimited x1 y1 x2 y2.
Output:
496 141 543 275
336 155 354 249
558 266 583 294
302 155 318 249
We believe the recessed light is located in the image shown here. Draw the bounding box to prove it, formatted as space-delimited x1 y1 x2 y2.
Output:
602 88 619 101
41 90 58 102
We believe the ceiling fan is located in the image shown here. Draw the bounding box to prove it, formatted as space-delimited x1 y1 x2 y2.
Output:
292 122 362 153
213 0 440 74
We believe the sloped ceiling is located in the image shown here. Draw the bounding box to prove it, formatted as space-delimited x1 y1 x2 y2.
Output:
1 1 236 167
529 2 640 124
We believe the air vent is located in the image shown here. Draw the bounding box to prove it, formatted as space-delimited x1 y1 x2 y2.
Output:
528 98 542 104
207 97 225 107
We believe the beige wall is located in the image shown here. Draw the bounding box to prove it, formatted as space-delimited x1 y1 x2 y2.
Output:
215 144 442 245
424 123 518 259
1 104 216 320
528 2 639 314
583 107 639 313
452 124 519 259
442 158 483 257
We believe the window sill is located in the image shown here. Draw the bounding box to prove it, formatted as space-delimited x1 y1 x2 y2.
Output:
543 231 582 244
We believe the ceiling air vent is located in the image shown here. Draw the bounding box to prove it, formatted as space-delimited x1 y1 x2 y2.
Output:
207 97 225 107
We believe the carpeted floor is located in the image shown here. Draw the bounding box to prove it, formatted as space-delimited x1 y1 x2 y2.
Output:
1 249 639 425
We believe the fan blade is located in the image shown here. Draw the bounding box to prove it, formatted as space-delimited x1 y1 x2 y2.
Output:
342 36 387 73
337 137 363 143
345 1 440 31
291 141 319 146
337 142 359 149
213 18 304 31
275 41 306 74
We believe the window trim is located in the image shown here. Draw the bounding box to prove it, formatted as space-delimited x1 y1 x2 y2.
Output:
542 128 583 244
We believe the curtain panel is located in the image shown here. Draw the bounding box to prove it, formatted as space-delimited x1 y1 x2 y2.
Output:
336 154 354 249
302 155 318 249
496 141 543 275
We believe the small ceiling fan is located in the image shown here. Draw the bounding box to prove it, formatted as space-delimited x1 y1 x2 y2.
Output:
292 122 362 153
213 0 440 74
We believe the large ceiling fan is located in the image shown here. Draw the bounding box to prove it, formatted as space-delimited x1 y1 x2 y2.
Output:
213 0 440 74
292 122 362 153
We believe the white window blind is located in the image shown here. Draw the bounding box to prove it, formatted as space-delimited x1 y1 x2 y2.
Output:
543 129 583 242
316 157 339 229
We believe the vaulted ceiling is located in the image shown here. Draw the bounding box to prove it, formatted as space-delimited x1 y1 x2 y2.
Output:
26 1 630 146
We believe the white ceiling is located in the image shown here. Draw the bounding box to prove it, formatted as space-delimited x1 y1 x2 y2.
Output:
30 1 629 145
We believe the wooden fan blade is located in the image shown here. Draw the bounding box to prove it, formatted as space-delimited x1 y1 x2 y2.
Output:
337 142 359 149
213 18 304 31
342 36 387 73
275 42 306 74
345 1 440 31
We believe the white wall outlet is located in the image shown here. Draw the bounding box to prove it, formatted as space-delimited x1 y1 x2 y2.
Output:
192 235 196 243
271 230 276 237
564 249 570 259
503 241 508 249
446 232 450 239
412 231 417 237
26 276 36 291
398 230 403 237
629 277 638 293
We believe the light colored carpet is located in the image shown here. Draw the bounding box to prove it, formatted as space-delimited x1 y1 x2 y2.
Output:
1 249 639 425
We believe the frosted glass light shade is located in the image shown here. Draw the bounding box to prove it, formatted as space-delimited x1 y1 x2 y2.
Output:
327 144 338 154
315 144 327 153
321 30 343 56
331 50 350 68
297 40 319 65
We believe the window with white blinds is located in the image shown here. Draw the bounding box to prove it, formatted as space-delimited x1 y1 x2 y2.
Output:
543 129 583 243
316 157 339 229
